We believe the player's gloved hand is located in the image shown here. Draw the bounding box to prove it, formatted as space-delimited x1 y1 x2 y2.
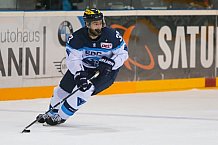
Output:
97 56 115 76
74 71 91 92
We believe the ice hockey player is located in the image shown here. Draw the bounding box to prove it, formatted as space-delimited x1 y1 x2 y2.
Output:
36 8 129 125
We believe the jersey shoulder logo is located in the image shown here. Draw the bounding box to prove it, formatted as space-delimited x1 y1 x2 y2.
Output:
101 42 113 49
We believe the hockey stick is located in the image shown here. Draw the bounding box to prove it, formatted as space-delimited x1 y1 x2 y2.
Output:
21 71 99 133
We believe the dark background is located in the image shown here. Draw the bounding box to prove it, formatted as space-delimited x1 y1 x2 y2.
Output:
105 15 216 81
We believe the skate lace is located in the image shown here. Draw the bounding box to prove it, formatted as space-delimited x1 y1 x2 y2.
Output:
42 114 49 119
51 114 62 122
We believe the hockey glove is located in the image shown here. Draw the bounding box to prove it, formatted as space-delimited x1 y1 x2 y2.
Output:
74 71 91 92
97 56 115 76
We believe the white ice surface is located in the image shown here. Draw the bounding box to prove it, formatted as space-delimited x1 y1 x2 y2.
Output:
1 89 218 145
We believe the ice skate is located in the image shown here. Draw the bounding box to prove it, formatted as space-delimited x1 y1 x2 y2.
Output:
45 114 66 126
36 114 49 123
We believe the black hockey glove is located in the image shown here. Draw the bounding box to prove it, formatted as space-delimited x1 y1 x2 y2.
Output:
74 71 91 92
97 56 115 76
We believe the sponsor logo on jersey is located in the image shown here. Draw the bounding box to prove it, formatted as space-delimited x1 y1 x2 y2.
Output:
101 42 112 49
85 50 102 56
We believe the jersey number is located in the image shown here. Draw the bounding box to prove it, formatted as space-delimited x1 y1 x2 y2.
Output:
116 31 123 42
67 35 73 43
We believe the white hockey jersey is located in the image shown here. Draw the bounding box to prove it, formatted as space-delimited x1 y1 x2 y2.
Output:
65 26 128 75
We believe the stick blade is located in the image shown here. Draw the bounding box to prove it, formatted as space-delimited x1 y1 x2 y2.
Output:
21 129 31 133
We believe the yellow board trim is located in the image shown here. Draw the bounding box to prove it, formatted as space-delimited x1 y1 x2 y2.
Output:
0 77 215 101
99 77 206 95
0 86 54 101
